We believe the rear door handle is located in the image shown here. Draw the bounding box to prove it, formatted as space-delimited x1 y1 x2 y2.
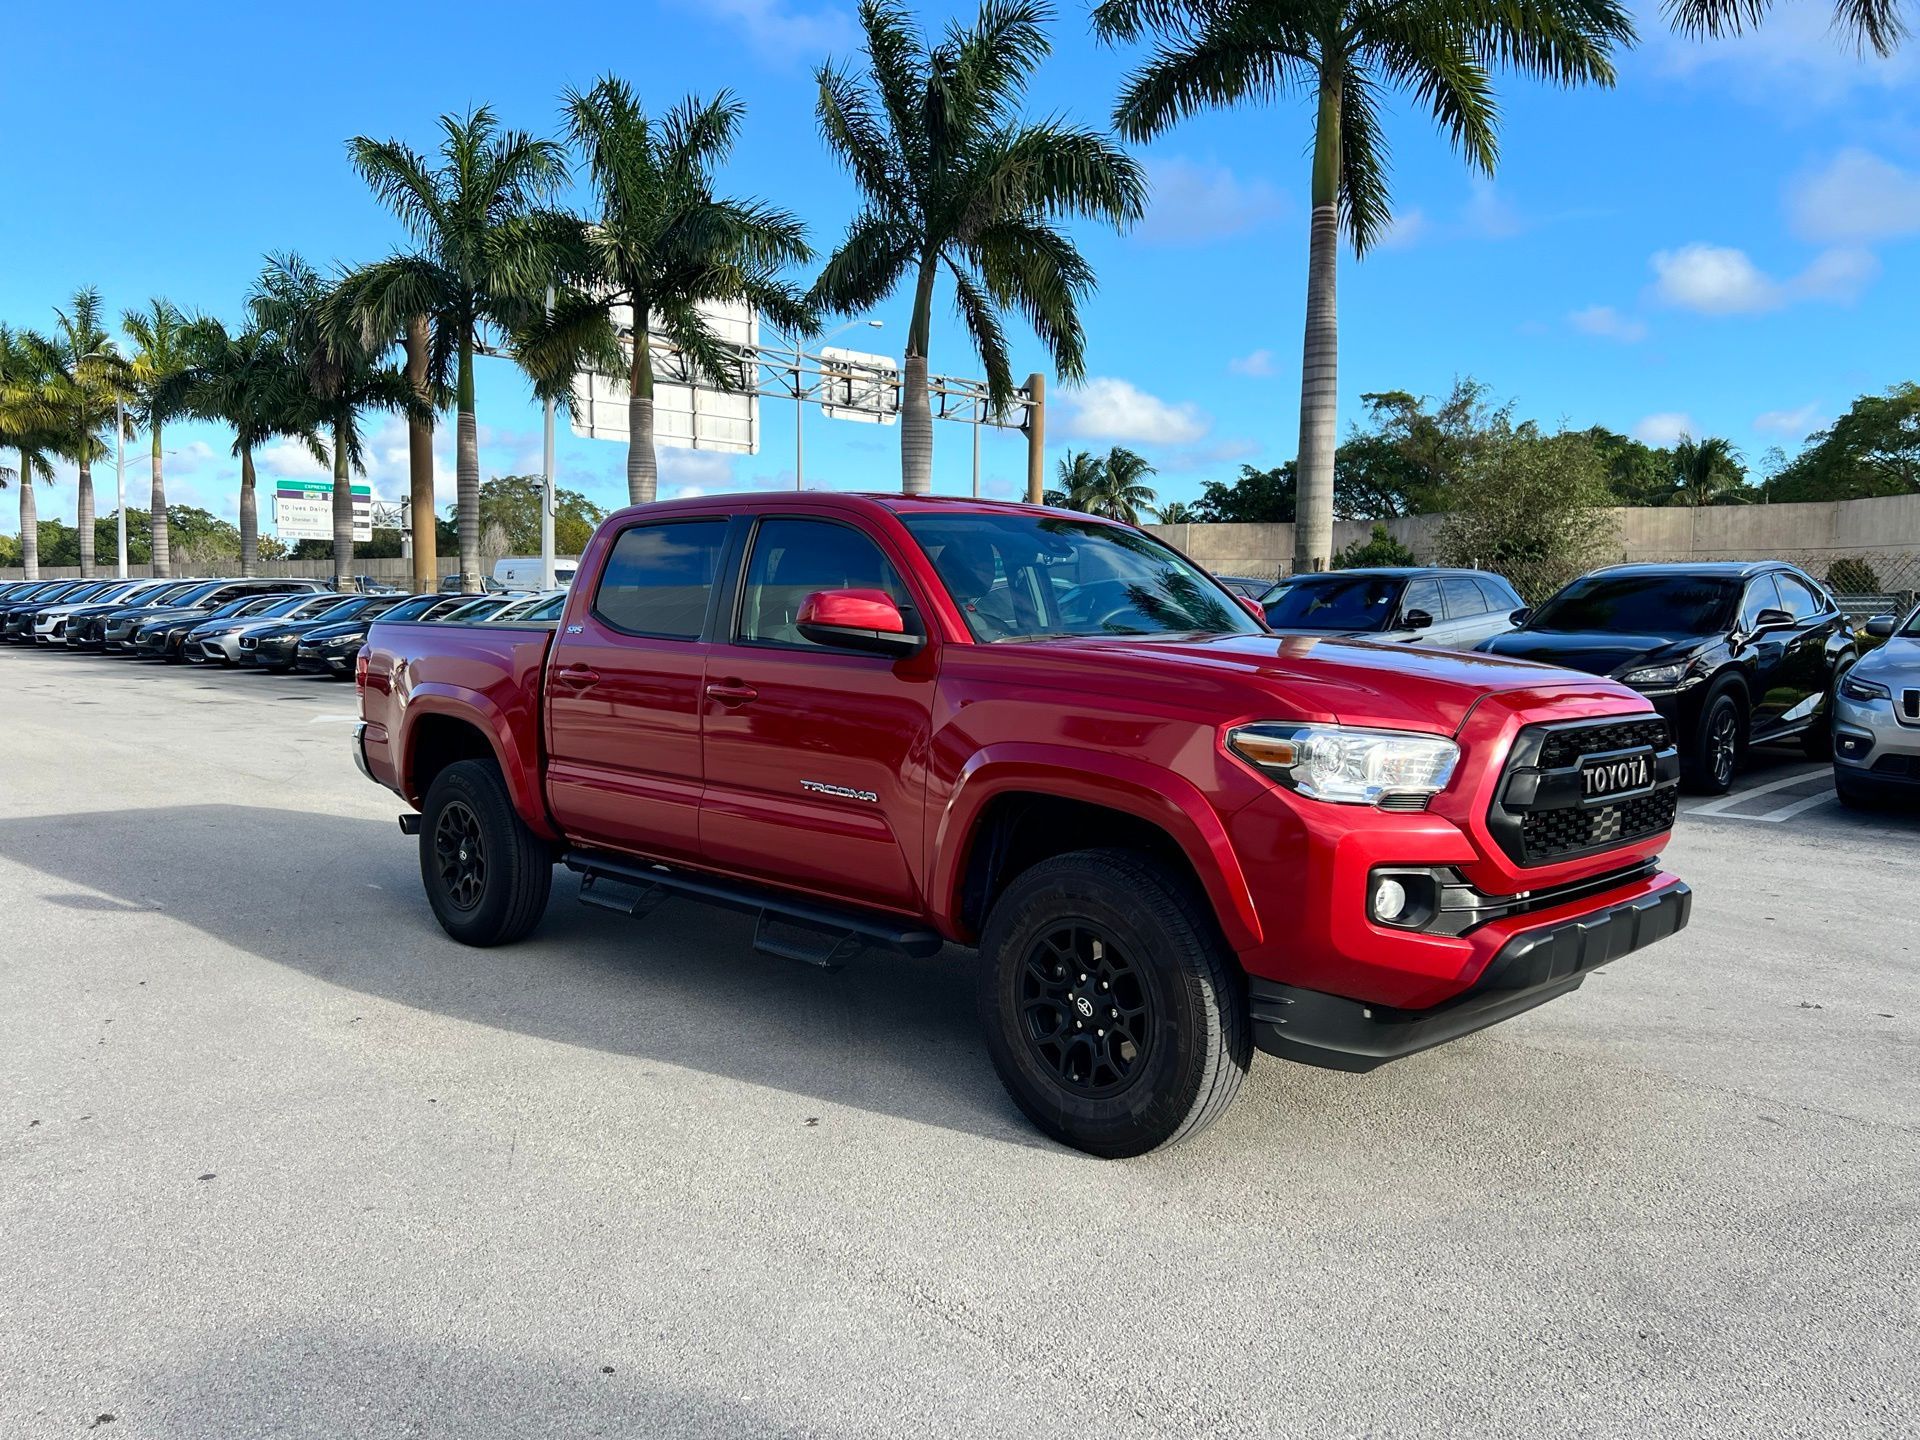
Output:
705 681 758 705
555 666 601 688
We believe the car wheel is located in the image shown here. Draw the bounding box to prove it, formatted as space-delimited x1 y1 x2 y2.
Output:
1682 682 1746 795
419 759 554 946
977 848 1250 1158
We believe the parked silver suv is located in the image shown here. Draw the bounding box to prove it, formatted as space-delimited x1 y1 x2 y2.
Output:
1832 606 1920 806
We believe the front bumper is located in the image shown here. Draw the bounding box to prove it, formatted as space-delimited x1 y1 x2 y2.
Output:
1250 879 1692 1071
1834 690 1920 787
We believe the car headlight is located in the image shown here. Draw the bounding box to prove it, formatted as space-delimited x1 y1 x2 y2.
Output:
1841 673 1892 703
1227 723 1460 805
1618 662 1686 688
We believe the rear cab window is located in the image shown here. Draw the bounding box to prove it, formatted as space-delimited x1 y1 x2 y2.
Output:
592 519 730 640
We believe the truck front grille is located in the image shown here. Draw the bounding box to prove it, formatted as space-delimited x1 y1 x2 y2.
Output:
1490 715 1680 867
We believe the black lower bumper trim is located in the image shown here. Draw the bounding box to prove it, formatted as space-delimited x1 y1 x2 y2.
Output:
1249 880 1692 1073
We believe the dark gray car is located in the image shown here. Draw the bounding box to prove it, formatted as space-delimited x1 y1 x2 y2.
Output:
1260 567 1526 650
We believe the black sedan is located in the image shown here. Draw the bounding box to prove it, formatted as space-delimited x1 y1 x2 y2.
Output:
239 594 401 672
1478 561 1858 793
65 579 211 649
292 593 467 677
103 579 319 654
1 580 111 639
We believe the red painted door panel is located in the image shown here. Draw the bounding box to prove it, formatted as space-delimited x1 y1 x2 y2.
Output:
544 518 729 862
698 516 936 912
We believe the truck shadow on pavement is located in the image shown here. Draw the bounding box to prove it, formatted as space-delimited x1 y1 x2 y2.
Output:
1 803 1042 1148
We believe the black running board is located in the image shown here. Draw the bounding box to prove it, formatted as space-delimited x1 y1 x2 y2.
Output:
562 849 944 970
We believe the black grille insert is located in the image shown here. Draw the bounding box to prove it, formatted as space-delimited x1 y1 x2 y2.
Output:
1491 715 1680 866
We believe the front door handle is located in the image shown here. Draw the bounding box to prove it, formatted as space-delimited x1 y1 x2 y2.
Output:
705 681 758 705
555 666 601 688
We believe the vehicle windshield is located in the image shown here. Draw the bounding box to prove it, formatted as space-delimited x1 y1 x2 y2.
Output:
899 513 1260 642
1527 573 1739 637
1899 606 1920 638
284 595 358 620
371 594 444 623
1261 575 1405 632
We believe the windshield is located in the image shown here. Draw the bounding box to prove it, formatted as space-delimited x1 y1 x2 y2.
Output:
900 513 1259 642
284 595 357 620
1262 575 1405 631
374 594 445 623
1527 573 1739 637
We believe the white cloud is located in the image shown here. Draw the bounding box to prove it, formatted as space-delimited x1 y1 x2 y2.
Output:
1648 242 1877 313
1633 412 1695 447
1056 377 1210 445
1788 149 1920 243
659 448 739 493
1137 158 1285 245
1754 401 1827 438
680 0 857 67
1462 178 1524 239
256 437 329 479
1650 6 1919 105
1568 305 1648 343
1376 207 1431 250
1228 348 1278 378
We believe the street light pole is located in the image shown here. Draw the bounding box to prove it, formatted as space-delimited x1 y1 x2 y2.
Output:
542 287 557 591
115 397 128 578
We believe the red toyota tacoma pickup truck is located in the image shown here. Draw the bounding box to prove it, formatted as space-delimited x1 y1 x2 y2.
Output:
354 493 1690 1156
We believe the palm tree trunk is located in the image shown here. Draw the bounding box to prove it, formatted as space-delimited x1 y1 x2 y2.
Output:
1293 69 1342 576
457 332 481 593
332 418 354 589
901 257 939 496
238 446 258 576
150 421 170 578
626 327 657 505
77 458 96 577
406 313 437 593
18 450 37 581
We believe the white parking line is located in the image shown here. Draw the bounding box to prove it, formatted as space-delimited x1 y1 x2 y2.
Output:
305 714 362 725
1689 766 1830 817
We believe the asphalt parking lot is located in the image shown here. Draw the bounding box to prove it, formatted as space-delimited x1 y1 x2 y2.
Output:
3 648 1917 1439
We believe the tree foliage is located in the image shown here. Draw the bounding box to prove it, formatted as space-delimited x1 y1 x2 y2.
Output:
1333 522 1416 569
1435 421 1618 601
1765 384 1920 503
1058 445 1158 523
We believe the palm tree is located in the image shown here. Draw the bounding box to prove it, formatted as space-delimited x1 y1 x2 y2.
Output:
1154 499 1197 523
28 288 130 577
342 107 568 591
0 325 63 580
252 255 417 587
122 298 198 577
182 316 317 573
545 77 813 505
1093 0 1632 573
812 0 1145 495
1671 434 1744 507
1072 445 1158 523
1055 448 1104 504
1668 0 1907 56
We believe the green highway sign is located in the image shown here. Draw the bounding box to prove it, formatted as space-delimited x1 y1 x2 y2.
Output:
274 478 372 499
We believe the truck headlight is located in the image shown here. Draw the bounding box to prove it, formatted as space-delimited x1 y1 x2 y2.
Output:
1227 723 1460 806
1618 662 1686 688
1840 673 1891 703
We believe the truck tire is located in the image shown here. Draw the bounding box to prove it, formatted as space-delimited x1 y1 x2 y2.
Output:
1681 681 1745 795
419 759 553 946
977 849 1250 1158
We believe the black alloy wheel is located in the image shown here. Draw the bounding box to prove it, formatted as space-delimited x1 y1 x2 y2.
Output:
1019 924 1152 1097
433 800 488 911
1707 702 1738 789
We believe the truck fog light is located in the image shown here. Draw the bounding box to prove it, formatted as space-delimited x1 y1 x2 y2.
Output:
1372 877 1409 922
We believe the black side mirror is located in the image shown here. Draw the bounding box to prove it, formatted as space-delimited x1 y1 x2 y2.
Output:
1401 608 1434 630
1753 607 1794 632
1865 614 1897 639
1509 607 1532 627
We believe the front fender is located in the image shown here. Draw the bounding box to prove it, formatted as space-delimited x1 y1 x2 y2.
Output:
927 743 1262 952
398 682 559 842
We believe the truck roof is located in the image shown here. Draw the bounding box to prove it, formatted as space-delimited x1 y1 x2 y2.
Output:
600 491 1112 527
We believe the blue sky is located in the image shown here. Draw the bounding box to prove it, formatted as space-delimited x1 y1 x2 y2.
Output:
4 1 1916 533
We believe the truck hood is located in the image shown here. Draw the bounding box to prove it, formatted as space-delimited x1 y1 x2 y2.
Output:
1481 630 1701 678
1022 632 1643 734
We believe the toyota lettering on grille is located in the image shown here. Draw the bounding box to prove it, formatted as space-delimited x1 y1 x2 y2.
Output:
1581 752 1652 800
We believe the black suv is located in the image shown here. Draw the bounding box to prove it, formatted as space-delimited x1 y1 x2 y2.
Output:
1479 562 1857 793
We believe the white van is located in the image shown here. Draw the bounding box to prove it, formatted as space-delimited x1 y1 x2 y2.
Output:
492 558 578 590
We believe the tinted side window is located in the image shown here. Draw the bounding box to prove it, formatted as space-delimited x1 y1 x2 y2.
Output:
1740 575 1782 629
1776 573 1825 621
1475 576 1521 611
1441 578 1486 618
738 518 912 648
593 520 728 640
1401 579 1443 622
